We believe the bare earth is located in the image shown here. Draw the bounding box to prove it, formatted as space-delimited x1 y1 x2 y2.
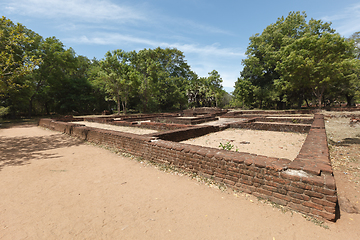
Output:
1 125 360 239
72 121 158 135
181 129 306 160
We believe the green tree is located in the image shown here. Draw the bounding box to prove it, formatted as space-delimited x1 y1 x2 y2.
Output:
277 31 358 107
0 17 42 115
133 47 194 112
235 11 350 109
98 50 140 114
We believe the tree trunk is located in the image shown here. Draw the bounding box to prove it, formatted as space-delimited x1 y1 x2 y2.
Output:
122 101 127 115
28 95 34 118
346 95 354 107
116 94 121 114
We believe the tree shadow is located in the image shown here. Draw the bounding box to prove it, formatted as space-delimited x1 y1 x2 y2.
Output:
329 137 360 146
0 133 83 171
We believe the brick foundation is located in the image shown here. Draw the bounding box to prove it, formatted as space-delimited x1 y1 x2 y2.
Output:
38 113 338 221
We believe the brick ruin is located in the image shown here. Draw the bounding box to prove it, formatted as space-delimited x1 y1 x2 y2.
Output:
38 108 338 221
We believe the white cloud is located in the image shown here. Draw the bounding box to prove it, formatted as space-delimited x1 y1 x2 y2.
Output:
322 3 360 36
66 33 245 57
4 0 146 23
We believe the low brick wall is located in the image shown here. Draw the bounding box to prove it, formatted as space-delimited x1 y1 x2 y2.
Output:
38 113 337 221
145 125 222 142
154 115 218 125
229 120 312 133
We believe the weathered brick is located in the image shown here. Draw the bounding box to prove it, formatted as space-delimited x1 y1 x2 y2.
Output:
304 190 324 199
223 179 235 186
291 181 312 190
236 184 255 194
289 192 310 201
324 175 337 190
214 172 225 179
288 202 310 213
310 209 335 221
253 177 265 185
239 178 253 186
256 188 272 196
302 176 324 187
312 186 336 196
284 185 304 194
311 198 336 207
280 172 301 181
302 201 323 211
268 196 288 206
324 206 336 214
289 197 302 204
273 177 290 185
325 195 338 203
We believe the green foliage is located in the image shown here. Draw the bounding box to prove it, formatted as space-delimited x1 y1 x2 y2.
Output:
1 17 226 117
234 11 360 109
187 70 224 108
219 142 234 151
0 106 9 117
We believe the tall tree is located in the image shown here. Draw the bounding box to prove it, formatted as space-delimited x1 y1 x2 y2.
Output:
98 50 140 114
277 32 358 107
234 11 358 109
0 17 41 115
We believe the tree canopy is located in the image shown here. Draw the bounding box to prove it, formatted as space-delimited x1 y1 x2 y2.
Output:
1 17 226 117
233 11 360 109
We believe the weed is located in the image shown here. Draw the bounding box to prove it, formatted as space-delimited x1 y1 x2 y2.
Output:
292 119 299 124
219 142 234 151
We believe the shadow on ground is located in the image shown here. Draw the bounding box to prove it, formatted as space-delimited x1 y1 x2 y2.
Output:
0 132 83 171
329 137 360 146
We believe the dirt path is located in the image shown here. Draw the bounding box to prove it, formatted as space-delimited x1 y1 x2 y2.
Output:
0 125 359 239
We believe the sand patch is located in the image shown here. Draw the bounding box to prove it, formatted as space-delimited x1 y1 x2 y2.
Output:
72 121 158 135
181 128 307 160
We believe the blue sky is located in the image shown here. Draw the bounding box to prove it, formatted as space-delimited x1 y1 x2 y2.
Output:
2 0 360 93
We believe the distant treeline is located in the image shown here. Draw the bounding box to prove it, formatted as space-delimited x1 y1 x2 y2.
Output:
0 16 228 117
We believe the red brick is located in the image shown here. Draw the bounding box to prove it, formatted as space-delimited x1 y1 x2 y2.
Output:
302 176 324 187
289 197 302 204
288 202 310 213
312 186 336 196
324 206 336 214
244 157 254 166
326 195 338 203
239 178 253 186
304 190 324 199
311 198 336 207
273 177 290 185
284 185 304 194
253 192 268 200
303 201 323 211
289 192 310 201
310 209 335 221
268 196 288 206
324 175 336 190
226 175 239 182
223 179 235 186
236 184 255 194
214 172 225 179
253 177 265 185
280 172 300 181
291 182 312 190
256 188 272 196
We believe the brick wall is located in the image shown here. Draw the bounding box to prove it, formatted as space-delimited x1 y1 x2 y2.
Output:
145 125 223 142
38 113 338 221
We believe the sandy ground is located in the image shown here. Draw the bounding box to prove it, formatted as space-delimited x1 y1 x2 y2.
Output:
181 129 306 160
1 125 360 239
72 121 158 135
